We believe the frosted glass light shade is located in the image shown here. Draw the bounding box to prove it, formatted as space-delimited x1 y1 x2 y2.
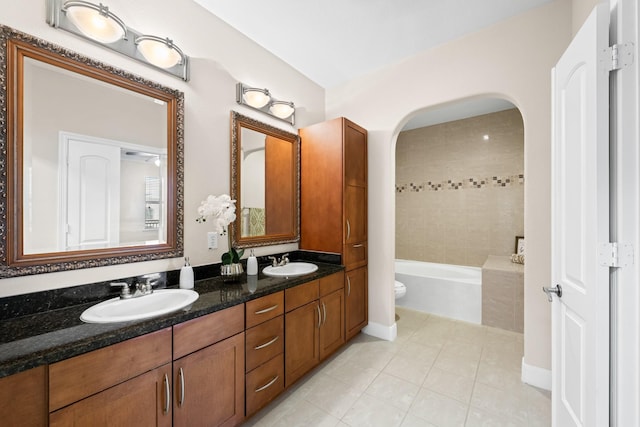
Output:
65 2 125 44
136 37 183 69
269 101 295 119
243 89 271 109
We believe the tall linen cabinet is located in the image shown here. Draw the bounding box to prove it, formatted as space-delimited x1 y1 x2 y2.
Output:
300 117 368 339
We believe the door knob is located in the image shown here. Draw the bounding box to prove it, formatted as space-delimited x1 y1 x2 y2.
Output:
542 284 562 302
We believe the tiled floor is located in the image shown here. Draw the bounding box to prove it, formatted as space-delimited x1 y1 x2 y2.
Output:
245 306 551 427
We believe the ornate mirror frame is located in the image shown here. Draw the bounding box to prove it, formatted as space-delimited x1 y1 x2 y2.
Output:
230 111 300 248
0 25 184 277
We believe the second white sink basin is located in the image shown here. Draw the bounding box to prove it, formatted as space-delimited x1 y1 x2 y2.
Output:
263 262 318 277
81 289 199 323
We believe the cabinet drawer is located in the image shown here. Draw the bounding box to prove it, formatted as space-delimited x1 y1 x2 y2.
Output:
245 353 284 417
344 241 367 270
246 291 284 329
173 304 244 359
319 271 344 297
285 280 319 312
49 327 172 412
245 316 284 372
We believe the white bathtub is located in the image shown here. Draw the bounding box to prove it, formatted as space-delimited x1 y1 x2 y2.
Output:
395 259 482 324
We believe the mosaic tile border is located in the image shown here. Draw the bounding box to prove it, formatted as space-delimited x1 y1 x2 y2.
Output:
396 174 524 193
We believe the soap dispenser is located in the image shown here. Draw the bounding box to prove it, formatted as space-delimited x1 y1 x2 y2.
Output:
247 249 258 276
179 257 194 289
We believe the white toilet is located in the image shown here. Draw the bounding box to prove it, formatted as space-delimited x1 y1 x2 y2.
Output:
394 280 406 299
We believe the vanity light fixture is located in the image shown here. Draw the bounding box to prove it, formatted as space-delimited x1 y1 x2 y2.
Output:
236 82 296 125
46 0 190 80
135 35 186 69
63 1 126 43
269 101 295 120
241 86 271 109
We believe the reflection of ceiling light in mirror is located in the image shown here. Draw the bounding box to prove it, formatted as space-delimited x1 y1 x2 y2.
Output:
483 134 490 141
64 1 126 44
269 101 295 119
243 88 271 109
136 36 185 69
154 157 161 167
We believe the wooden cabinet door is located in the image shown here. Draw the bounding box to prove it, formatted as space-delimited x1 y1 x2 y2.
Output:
173 333 245 427
344 185 366 245
50 364 172 427
346 266 368 340
319 289 345 360
285 301 320 387
0 366 46 427
344 120 367 187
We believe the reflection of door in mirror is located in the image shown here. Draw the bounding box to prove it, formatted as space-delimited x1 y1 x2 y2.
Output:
240 128 266 237
21 57 168 254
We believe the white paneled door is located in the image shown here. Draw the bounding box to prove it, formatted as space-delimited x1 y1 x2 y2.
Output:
64 136 121 251
551 3 610 427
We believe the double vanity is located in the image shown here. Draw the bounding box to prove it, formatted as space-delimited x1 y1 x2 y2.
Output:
0 258 360 426
0 22 369 427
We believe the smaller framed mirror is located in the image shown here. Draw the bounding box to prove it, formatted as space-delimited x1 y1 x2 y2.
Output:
230 112 299 248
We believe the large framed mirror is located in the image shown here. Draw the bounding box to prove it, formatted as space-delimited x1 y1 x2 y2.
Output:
0 25 184 277
230 111 299 248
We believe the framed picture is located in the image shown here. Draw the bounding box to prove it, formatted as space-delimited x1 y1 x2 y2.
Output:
515 236 525 255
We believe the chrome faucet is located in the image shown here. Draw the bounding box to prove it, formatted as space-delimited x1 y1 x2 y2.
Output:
111 274 160 299
268 253 290 267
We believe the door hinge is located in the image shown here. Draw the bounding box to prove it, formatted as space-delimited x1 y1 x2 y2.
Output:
598 242 634 267
603 43 634 72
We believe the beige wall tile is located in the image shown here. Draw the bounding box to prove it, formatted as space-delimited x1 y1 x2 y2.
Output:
395 108 524 267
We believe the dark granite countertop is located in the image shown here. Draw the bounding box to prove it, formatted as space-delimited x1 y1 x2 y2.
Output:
0 259 343 378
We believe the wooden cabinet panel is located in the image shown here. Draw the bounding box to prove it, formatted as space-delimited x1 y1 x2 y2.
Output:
0 366 46 427
345 185 367 244
285 301 320 387
346 267 368 340
173 305 244 359
285 280 319 312
245 353 284 417
265 136 295 235
300 118 344 253
173 333 245 427
344 120 367 187
319 271 344 297
343 241 367 271
50 364 171 427
319 289 345 360
246 291 284 329
49 327 172 412
245 315 284 372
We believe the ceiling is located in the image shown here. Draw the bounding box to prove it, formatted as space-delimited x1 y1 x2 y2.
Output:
194 0 550 128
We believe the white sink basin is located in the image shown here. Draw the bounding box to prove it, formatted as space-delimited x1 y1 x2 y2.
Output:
263 262 318 277
81 289 199 323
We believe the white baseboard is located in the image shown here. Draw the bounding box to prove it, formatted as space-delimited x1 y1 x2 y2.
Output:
521 358 552 391
362 321 398 341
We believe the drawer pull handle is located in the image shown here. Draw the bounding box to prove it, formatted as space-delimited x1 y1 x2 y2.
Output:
178 367 185 407
347 276 351 297
254 335 279 350
255 304 279 315
163 373 170 414
316 304 322 328
255 375 279 393
353 244 364 248
322 302 327 326
346 220 351 240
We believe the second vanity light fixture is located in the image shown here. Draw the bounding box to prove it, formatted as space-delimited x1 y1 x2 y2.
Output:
46 0 190 81
236 83 296 126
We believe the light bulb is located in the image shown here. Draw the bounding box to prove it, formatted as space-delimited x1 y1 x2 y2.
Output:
269 101 294 119
243 89 270 109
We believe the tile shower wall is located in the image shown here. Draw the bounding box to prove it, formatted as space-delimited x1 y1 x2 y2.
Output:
396 108 524 267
